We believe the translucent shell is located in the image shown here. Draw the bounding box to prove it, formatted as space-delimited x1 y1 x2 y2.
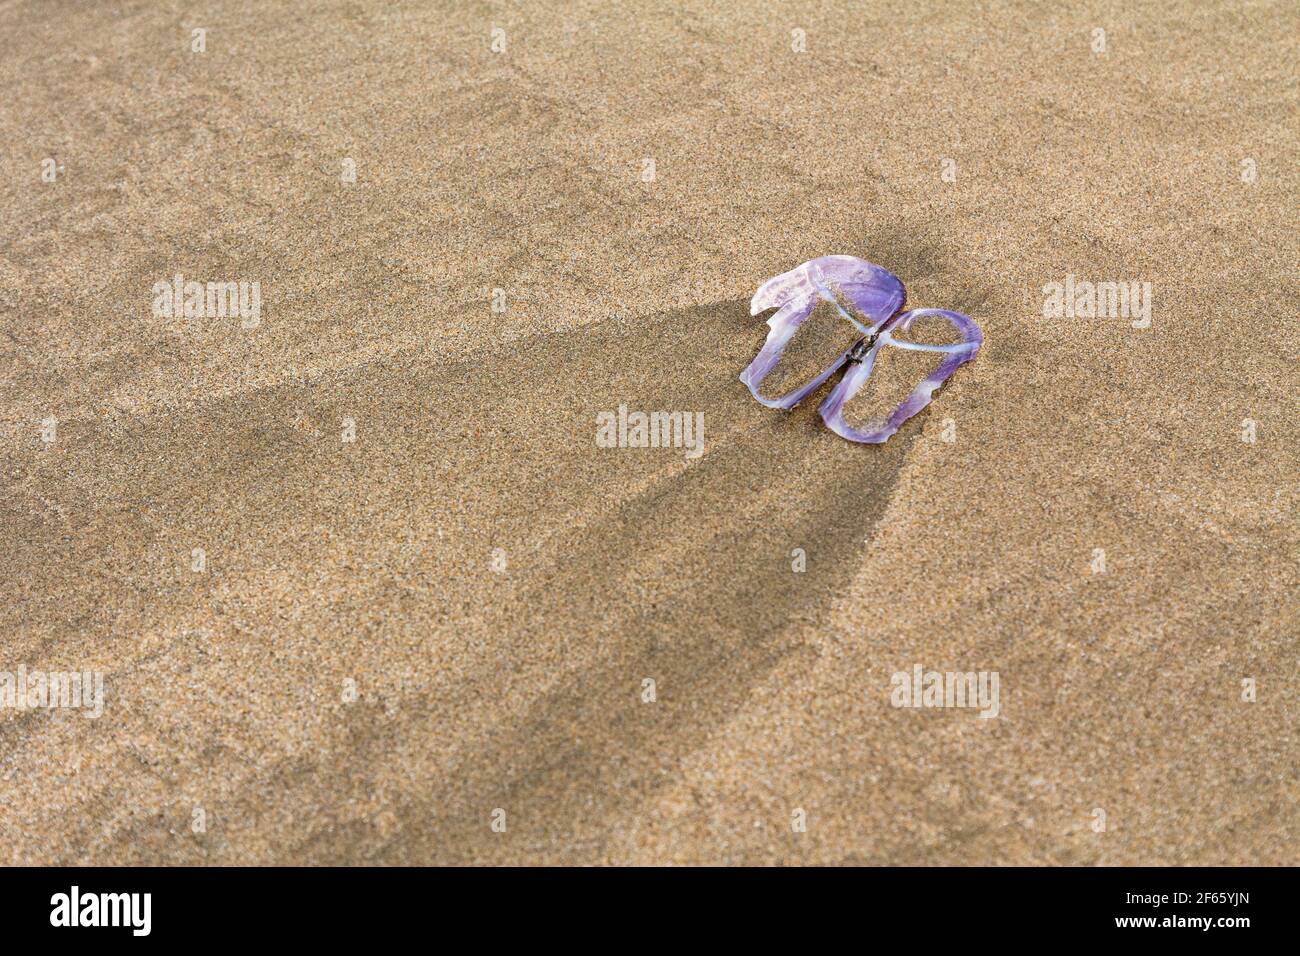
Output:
740 256 981 444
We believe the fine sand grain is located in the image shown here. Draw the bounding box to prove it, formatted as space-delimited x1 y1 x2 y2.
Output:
1 1 1296 864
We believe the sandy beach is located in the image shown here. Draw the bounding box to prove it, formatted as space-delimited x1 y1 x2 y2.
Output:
1 0 1296 864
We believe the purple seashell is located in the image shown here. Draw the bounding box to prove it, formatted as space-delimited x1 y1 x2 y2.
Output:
740 257 981 443
740 256 905 410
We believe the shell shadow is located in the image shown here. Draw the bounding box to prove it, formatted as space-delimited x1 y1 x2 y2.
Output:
334 298 918 863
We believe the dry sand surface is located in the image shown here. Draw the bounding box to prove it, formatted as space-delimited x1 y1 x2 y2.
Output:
1 1 1296 865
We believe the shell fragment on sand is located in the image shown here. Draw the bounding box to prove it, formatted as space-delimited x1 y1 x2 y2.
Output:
740 256 982 444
